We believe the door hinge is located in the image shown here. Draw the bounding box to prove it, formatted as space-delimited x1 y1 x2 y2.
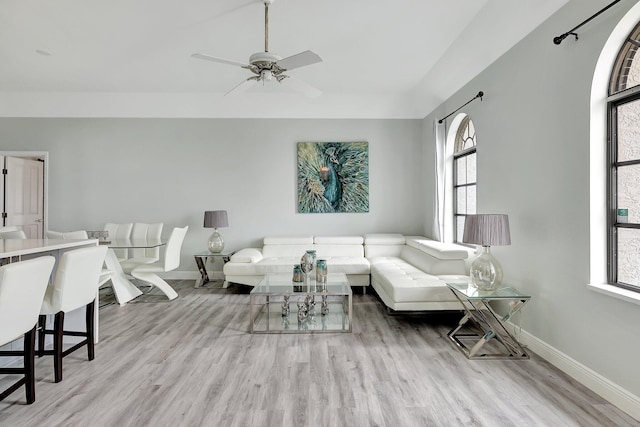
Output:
1 213 7 219
2 168 7 175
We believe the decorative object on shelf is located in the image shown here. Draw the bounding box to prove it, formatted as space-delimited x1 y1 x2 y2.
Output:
203 210 228 253
282 295 290 317
300 251 314 283
297 141 369 213
321 295 329 316
463 214 511 291
316 259 327 289
292 265 303 282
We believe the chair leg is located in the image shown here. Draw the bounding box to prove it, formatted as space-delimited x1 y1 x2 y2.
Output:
37 315 46 357
24 326 37 404
53 312 64 383
130 271 178 300
85 301 95 361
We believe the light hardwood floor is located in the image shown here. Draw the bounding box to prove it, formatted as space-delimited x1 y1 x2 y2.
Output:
0 280 637 427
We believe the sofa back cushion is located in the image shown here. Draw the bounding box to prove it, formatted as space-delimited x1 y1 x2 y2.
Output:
400 245 467 276
262 236 314 258
364 233 405 257
405 237 470 260
314 235 364 258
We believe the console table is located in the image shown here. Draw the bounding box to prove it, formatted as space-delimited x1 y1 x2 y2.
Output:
193 250 235 288
446 282 530 360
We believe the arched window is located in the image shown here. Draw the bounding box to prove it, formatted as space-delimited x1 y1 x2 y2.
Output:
453 116 477 243
608 20 640 292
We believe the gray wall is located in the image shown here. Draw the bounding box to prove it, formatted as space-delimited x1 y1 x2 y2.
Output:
423 0 640 400
2 118 424 270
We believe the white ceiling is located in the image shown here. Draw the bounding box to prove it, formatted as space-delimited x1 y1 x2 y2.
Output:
0 0 568 118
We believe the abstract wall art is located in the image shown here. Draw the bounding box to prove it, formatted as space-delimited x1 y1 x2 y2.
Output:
297 141 369 213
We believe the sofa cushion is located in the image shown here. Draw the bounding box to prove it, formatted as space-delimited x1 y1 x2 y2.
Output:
364 233 406 245
315 244 364 258
400 245 467 276
230 248 263 263
262 244 315 258
314 235 364 245
405 237 470 260
364 233 405 258
370 258 454 303
263 236 313 245
319 257 370 275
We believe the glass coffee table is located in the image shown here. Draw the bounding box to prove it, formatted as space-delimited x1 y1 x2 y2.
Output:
250 273 353 334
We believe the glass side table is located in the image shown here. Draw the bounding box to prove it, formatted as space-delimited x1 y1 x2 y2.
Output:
193 250 235 288
446 282 531 360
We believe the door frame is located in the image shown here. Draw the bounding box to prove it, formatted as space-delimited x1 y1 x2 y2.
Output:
0 151 48 235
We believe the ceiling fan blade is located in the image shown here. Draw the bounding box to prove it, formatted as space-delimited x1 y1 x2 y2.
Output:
276 50 322 71
191 53 248 68
281 76 322 98
225 77 258 96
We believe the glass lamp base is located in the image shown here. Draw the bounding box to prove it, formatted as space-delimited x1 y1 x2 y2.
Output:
470 245 503 291
208 230 224 253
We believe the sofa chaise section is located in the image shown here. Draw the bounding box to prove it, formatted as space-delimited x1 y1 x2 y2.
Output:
365 234 472 311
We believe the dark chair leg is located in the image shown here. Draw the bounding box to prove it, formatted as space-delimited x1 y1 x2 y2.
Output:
53 312 64 383
24 326 36 404
85 301 95 361
37 315 46 357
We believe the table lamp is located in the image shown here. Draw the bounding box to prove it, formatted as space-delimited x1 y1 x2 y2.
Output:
204 210 228 253
463 214 511 290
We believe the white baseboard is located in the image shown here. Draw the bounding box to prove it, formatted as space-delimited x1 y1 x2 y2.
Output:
508 323 640 421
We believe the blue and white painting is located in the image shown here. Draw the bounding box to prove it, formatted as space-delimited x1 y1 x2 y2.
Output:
297 141 369 213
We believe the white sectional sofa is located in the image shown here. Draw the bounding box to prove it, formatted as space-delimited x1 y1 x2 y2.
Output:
364 234 472 311
223 233 473 311
223 235 371 288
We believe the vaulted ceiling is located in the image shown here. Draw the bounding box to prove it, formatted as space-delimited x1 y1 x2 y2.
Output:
0 0 568 118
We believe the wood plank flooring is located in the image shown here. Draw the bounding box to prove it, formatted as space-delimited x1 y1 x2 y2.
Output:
0 280 637 427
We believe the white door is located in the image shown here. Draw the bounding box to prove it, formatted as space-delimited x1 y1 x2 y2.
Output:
4 157 44 238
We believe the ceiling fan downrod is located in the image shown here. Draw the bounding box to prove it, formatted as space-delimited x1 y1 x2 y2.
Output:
264 0 270 53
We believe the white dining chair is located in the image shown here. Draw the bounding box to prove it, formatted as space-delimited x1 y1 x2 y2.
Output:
46 230 111 288
130 226 188 301
46 230 89 240
104 223 133 261
0 228 27 239
119 222 163 273
0 256 56 404
37 245 108 383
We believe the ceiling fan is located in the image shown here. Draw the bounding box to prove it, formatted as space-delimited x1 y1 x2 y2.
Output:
192 0 323 97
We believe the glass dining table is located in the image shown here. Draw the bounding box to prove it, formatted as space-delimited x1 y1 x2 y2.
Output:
103 239 165 305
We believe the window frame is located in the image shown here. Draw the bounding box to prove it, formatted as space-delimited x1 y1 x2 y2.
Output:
452 116 477 244
607 21 640 293
608 91 640 292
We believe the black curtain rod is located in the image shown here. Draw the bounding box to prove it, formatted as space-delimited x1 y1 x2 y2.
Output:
438 91 484 124
553 0 621 45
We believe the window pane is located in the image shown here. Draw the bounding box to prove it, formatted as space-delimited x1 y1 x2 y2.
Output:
455 216 465 243
456 157 466 184
617 100 640 162
610 22 640 94
617 228 640 287
467 152 476 184
617 164 640 223
467 184 476 214
456 187 466 214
